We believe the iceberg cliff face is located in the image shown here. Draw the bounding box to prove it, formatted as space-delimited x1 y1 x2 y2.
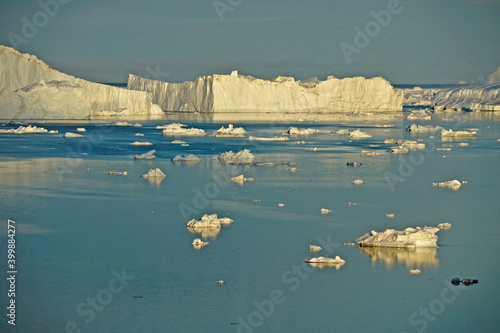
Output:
0 46 162 119
432 83 500 112
127 70 403 113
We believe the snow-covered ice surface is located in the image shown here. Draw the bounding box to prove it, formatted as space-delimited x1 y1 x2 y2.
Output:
1 110 498 333
127 70 403 113
160 123 206 136
432 83 500 112
0 46 162 119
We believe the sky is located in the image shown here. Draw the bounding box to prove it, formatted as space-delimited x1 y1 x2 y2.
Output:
0 0 499 84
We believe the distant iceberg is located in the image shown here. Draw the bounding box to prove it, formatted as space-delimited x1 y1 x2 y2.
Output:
357 226 440 248
0 45 162 120
127 70 403 114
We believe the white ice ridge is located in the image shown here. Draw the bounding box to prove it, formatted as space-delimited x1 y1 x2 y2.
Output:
432 82 500 112
159 123 206 136
0 45 162 119
187 214 233 229
357 226 440 248
218 149 255 161
127 70 403 113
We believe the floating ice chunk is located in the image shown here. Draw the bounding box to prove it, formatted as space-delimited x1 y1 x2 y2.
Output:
352 179 363 185
0 125 49 134
187 214 233 231
407 110 431 121
287 167 297 172
133 123 142 127
160 123 206 136
385 214 395 218
115 121 133 126
309 245 322 252
375 124 394 128
410 269 421 274
172 154 201 163
192 238 209 249
134 150 156 159
77 127 86 132
359 150 385 156
437 222 452 229
64 132 84 138
347 162 362 167
213 124 247 137
349 129 372 138
432 179 462 189
109 171 127 175
458 142 468 147
249 135 289 141
278 203 285 207
435 148 451 151
305 256 346 269
141 168 166 179
217 280 226 286
389 146 409 154
49 130 58 134
135 133 144 136
130 141 152 146
344 243 356 246
348 202 357 206
230 175 254 183
287 127 319 135
356 226 440 248
218 149 255 161
321 208 332 214
440 129 477 137
171 140 187 144
334 129 350 134
406 124 443 132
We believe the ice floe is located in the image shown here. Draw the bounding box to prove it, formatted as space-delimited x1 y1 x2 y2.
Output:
187 214 233 239
230 175 254 183
212 124 246 137
440 129 477 137
130 141 152 146
249 135 289 141
357 226 440 248
134 150 156 159
352 179 363 185
77 127 86 132
160 123 206 136
192 238 209 249
141 168 166 179
407 109 431 121
349 129 372 138
437 222 452 229
0 125 49 134
309 245 322 252
135 133 144 136
109 171 127 176
287 127 320 135
115 121 133 126
406 124 443 132
410 269 421 274
320 208 332 214
432 179 462 189
64 132 84 138
305 256 345 269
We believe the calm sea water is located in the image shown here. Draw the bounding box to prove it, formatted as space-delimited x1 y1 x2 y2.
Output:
0 109 499 333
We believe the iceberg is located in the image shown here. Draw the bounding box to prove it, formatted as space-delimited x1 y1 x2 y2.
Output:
305 256 345 269
134 150 156 159
287 127 320 135
432 82 500 112
309 245 322 252
127 70 403 114
349 129 372 138
0 45 162 119
406 124 443 132
440 129 477 137
356 226 440 248
192 238 209 249
64 132 84 138
141 168 166 179
211 124 246 137
230 175 254 184
432 179 462 189
187 214 233 239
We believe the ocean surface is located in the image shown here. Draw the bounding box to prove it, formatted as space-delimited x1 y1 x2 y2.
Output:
0 107 499 332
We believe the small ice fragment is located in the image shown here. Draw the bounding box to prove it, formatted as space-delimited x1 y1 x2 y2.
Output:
64 132 84 138
288 127 319 135
133 123 142 127
278 203 285 207
347 162 362 167
321 208 332 214
335 129 349 134
348 202 357 206
115 121 132 126
440 129 477 137
305 256 346 266
309 245 322 252
230 175 254 183
135 133 144 136
171 140 187 144
131 141 152 146
352 179 363 185
410 269 421 274
160 123 206 136
217 280 226 286
458 142 468 147
249 136 288 141
77 128 86 132
253 199 262 203
344 243 356 246
192 238 209 249
435 148 451 151
385 214 395 218
349 129 372 138
437 222 452 229
287 167 297 172
109 171 127 175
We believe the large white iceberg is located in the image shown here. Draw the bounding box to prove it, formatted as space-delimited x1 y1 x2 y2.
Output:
127 70 403 113
0 45 162 119
356 226 440 248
